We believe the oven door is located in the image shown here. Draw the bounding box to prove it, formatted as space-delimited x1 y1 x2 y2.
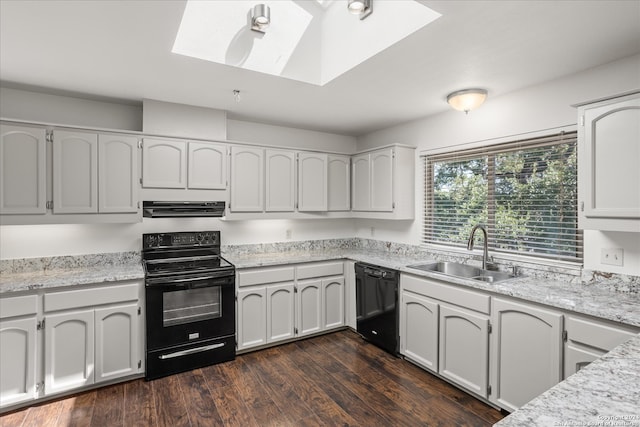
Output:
145 274 235 351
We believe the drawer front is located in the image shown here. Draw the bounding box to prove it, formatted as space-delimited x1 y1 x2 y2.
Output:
44 282 139 312
566 315 637 352
401 274 490 314
296 261 344 280
237 266 295 287
0 294 38 319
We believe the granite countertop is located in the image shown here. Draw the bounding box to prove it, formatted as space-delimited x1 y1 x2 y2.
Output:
494 333 640 427
0 252 144 294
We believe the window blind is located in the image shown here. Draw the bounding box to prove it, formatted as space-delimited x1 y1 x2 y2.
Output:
422 131 583 262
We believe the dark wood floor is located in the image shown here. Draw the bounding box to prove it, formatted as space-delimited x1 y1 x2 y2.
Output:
1 330 504 426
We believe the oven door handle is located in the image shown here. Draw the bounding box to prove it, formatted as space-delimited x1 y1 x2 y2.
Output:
172 276 217 283
158 342 226 360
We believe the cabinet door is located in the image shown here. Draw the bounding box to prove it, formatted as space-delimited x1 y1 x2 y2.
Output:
582 95 640 219
351 154 370 211
266 283 295 343
45 309 95 395
230 146 264 212
564 345 602 379
188 142 227 189
237 287 266 350
322 277 344 330
298 152 328 212
439 305 489 398
296 280 322 337
142 138 187 188
490 298 563 412
98 134 139 213
265 150 295 212
95 304 139 382
52 130 98 213
328 155 350 211
0 317 38 407
0 125 47 214
399 291 438 372
370 148 393 212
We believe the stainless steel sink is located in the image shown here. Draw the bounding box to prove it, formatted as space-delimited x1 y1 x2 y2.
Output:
406 261 517 283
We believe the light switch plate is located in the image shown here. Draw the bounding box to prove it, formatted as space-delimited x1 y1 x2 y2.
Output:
601 248 623 266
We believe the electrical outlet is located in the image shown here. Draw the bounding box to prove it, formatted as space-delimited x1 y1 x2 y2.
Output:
601 248 623 266
285 229 292 240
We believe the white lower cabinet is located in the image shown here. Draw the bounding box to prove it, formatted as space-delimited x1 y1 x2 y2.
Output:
44 309 95 395
400 274 490 400
237 287 267 350
296 280 322 337
490 297 563 412
266 283 295 343
236 261 344 352
95 304 140 382
439 305 489 399
0 282 142 410
399 291 439 372
564 314 638 379
0 295 39 408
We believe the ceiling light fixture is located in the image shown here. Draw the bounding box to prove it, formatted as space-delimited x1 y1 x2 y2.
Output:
251 4 270 33
446 89 488 114
348 0 373 20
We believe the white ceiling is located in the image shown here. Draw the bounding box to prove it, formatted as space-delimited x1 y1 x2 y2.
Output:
1 0 639 136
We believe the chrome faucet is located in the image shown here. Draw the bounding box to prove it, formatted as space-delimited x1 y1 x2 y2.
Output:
467 225 489 270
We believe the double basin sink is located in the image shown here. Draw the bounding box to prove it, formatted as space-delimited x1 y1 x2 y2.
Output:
406 261 517 283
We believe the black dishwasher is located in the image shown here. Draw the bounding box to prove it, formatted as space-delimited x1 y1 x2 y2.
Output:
355 262 399 355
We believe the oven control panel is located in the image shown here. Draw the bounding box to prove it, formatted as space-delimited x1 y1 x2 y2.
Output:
143 231 220 249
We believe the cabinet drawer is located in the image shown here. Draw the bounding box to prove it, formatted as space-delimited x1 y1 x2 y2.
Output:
566 315 637 352
401 274 490 314
296 261 344 280
237 266 295 287
0 294 38 319
44 282 139 312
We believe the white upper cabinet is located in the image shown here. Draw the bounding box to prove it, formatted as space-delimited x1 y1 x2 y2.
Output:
0 124 47 215
142 138 187 189
578 92 640 231
351 153 370 211
188 142 227 190
351 145 414 219
98 134 138 213
327 155 350 211
370 148 393 211
298 152 328 212
53 130 98 214
230 146 264 212
265 149 295 212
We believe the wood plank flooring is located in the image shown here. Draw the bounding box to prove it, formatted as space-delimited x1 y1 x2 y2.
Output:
1 330 504 426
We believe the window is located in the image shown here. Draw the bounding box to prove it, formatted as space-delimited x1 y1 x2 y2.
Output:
423 131 582 262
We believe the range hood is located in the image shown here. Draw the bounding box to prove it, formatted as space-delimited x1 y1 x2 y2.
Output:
143 201 225 218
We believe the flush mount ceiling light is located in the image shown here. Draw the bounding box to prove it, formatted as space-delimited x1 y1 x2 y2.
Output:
251 4 270 33
348 0 373 20
447 89 488 114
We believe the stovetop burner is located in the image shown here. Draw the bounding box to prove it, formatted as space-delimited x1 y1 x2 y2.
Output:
142 231 234 280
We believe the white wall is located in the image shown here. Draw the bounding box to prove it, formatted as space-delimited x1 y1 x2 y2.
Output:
142 99 227 140
356 54 640 275
0 86 142 131
0 219 356 259
227 119 356 153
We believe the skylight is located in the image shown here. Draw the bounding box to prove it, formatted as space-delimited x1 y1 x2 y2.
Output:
172 0 441 86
